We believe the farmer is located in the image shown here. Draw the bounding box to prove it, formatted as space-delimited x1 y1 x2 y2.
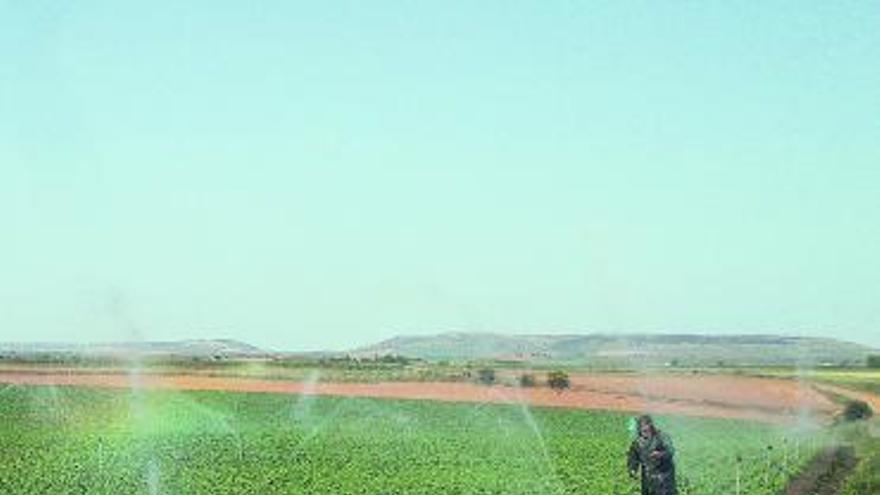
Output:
627 415 678 495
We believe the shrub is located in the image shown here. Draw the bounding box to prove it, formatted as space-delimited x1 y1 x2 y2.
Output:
518 374 536 387
547 371 570 391
842 400 873 422
477 368 496 385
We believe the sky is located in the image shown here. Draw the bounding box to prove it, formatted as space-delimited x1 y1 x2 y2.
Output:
2 1 879 351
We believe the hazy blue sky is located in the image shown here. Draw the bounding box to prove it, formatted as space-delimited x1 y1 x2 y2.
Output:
2 2 879 350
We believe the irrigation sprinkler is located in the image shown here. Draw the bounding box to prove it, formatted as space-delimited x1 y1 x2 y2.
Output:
735 454 742 495
782 438 788 474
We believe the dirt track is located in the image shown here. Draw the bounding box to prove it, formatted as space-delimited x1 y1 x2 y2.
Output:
812 382 880 412
0 370 844 424
783 446 858 495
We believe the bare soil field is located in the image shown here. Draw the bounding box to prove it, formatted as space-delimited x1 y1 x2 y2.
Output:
0 369 848 424
568 373 837 415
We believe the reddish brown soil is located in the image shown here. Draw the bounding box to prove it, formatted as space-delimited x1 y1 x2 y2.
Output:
0 370 842 424
567 373 837 415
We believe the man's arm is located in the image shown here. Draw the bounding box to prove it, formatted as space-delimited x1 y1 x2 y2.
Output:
627 440 641 476
650 433 675 462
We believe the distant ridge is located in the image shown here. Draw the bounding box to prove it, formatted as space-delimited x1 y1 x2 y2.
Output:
2 334 875 367
353 332 877 366
0 339 268 359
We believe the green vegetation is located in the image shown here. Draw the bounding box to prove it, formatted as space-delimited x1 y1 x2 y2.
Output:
834 419 880 494
749 367 880 492
748 368 880 396
547 371 571 391
355 333 874 367
0 385 823 494
477 368 496 385
842 400 873 422
842 444 880 495
867 354 880 369
0 358 474 385
518 373 536 387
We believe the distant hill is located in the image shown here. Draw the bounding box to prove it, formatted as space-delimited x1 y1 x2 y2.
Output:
0 339 268 360
352 332 877 367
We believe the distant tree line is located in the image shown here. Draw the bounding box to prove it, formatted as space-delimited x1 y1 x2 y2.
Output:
474 369 571 391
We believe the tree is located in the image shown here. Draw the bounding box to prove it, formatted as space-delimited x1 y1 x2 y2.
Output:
867 355 880 368
477 368 496 385
547 371 570 392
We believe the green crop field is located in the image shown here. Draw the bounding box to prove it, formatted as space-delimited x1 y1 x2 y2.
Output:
747 368 880 396
0 384 823 494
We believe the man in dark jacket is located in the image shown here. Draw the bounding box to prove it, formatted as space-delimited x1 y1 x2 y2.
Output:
627 415 678 495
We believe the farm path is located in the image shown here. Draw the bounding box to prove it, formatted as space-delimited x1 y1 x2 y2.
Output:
783 446 858 495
